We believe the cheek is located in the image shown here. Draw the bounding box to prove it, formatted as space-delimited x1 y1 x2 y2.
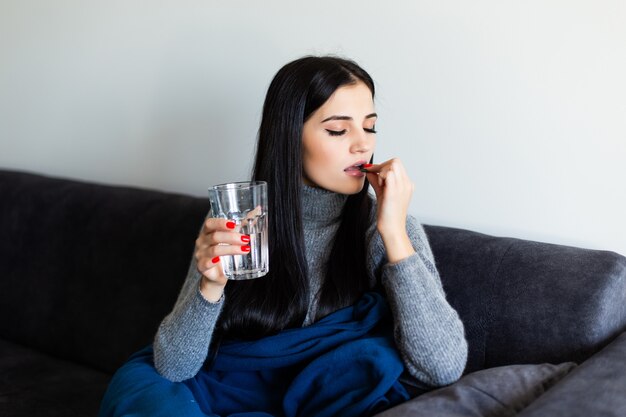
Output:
303 143 343 184
304 135 337 163
306 142 340 171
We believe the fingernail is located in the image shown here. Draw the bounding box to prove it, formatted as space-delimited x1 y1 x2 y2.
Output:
226 221 236 229
211 256 220 263
241 245 251 252
241 235 250 243
363 163 374 168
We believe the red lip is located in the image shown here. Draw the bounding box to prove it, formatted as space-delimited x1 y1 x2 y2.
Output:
344 159 369 171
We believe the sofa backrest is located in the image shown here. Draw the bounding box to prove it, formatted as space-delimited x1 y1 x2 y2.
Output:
425 224 626 373
0 169 209 374
2 169 625 376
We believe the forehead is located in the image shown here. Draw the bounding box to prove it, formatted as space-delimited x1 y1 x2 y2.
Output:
315 81 375 117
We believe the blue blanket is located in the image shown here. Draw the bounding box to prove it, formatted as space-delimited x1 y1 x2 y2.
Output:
99 292 409 417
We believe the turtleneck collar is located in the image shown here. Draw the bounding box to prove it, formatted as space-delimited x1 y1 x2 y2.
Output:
301 184 349 228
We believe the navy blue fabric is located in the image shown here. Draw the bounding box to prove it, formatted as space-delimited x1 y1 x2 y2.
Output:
99 292 409 417
98 346 202 417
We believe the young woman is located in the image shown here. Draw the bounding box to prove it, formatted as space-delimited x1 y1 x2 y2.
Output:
103 56 468 417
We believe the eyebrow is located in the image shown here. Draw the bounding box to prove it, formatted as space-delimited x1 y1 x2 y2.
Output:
321 113 378 123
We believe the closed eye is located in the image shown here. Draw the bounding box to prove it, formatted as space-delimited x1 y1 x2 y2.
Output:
325 129 347 136
364 127 377 134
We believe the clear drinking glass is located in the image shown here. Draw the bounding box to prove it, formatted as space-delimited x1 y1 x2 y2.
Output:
207 181 269 280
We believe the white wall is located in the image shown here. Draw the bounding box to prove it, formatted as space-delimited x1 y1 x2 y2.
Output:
1 1 624 256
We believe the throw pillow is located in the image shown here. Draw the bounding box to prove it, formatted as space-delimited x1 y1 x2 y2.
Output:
375 362 577 417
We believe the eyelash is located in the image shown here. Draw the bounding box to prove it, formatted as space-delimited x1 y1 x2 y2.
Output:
325 127 377 136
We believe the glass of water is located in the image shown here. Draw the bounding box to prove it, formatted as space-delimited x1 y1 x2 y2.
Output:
208 181 269 280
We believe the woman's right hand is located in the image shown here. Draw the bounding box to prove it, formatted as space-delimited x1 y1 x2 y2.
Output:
195 218 251 302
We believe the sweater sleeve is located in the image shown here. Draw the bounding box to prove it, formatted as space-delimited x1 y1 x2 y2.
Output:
369 214 468 387
152 251 224 382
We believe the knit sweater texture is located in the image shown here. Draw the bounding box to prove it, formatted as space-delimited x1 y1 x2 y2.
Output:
153 185 468 386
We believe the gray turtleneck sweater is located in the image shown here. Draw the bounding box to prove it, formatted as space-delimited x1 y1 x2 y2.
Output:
154 185 468 387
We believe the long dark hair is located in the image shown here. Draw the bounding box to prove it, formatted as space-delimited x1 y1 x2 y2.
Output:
218 56 375 339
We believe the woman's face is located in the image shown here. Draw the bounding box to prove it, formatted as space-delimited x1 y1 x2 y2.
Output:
302 81 376 195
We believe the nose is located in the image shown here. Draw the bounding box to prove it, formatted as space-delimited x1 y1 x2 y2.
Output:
350 130 374 154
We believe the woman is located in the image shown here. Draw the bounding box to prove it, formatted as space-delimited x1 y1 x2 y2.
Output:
102 56 468 417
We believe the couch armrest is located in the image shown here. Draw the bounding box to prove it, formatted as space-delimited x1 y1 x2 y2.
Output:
517 331 626 417
424 225 626 372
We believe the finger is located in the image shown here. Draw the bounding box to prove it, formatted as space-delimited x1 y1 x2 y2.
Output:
390 161 410 184
383 168 397 192
201 218 238 235
195 237 251 267
366 171 383 198
360 158 395 173
376 163 394 183
360 163 382 173
198 257 227 283
245 205 263 219
196 252 222 276
380 167 413 198
368 168 386 192
195 235 210 251
364 158 406 175
205 231 251 247
384 162 413 193
379 160 409 187
196 231 248 251
198 242 250 264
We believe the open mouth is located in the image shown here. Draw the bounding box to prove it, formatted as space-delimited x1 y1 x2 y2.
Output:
344 160 368 172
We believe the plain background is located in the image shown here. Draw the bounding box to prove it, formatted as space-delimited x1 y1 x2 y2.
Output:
1 1 624 256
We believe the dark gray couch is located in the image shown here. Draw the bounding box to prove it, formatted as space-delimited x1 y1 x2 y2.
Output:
1 168 625 416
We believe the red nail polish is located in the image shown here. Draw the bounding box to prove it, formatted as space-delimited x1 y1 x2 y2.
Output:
211 256 220 263
241 245 251 252
363 163 374 168
226 221 236 229
241 235 250 243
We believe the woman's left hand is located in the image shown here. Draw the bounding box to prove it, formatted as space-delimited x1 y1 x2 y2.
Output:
365 158 416 262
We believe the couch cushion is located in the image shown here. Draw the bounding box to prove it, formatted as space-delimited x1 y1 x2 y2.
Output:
0 339 111 417
375 362 576 417
517 332 626 417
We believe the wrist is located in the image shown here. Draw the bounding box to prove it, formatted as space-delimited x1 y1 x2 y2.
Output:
199 277 226 303
381 231 415 264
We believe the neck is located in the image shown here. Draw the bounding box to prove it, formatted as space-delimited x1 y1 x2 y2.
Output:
301 184 349 228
